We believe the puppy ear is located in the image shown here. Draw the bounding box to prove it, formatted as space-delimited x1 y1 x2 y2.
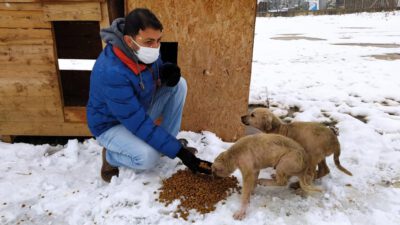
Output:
263 114 273 131
271 114 282 129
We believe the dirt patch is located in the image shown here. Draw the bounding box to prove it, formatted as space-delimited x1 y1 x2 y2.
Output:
341 27 373 29
392 181 400 188
271 36 326 41
349 114 368 123
332 43 400 48
321 112 339 127
286 106 301 118
157 170 240 220
277 33 304 36
367 53 400 61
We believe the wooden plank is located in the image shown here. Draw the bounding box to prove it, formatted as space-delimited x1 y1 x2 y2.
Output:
0 108 63 122
0 2 43 11
0 0 104 2
0 96 62 110
43 0 105 2
64 107 87 122
0 1 41 3
0 76 60 97
99 1 110 48
0 28 53 46
43 2 101 21
0 121 92 136
0 10 50 28
0 64 56 78
0 44 55 65
0 135 14 143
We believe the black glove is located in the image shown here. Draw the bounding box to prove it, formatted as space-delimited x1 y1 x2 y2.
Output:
160 62 181 87
176 146 212 175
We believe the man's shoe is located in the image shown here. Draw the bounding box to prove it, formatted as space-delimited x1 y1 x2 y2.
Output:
101 148 119 183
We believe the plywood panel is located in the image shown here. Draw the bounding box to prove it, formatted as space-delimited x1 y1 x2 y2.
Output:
0 121 92 136
0 77 60 97
0 45 55 65
0 10 50 28
43 2 101 21
0 28 52 45
126 0 257 141
64 107 87 122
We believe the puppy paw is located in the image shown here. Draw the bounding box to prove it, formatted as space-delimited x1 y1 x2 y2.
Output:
289 181 301 190
295 188 307 197
233 209 246 220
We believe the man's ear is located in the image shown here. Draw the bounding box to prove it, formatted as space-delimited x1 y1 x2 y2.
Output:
123 35 138 50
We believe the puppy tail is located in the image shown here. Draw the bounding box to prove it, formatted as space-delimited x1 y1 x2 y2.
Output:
299 175 322 193
334 152 353 176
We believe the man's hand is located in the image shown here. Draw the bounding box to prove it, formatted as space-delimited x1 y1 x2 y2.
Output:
160 62 181 87
176 146 212 175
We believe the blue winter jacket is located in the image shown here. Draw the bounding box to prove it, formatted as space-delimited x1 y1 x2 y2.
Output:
86 44 182 158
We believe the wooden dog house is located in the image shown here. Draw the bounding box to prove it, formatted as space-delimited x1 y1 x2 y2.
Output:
0 0 110 141
0 0 256 142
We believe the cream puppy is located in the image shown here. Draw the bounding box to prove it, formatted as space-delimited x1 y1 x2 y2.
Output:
212 133 320 220
241 107 352 183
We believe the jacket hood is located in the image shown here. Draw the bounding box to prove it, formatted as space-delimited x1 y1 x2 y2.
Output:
100 18 139 63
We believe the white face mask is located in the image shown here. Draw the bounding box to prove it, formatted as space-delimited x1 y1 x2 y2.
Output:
129 37 160 64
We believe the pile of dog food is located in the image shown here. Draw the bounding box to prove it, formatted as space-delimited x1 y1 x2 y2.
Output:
157 169 240 220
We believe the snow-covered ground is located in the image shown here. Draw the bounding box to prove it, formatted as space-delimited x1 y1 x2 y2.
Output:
1 11 400 225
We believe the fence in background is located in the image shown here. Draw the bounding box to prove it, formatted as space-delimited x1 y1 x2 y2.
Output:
257 0 400 17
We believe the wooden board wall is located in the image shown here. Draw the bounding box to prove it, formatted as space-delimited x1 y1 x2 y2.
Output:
0 0 109 137
0 2 64 126
126 0 257 141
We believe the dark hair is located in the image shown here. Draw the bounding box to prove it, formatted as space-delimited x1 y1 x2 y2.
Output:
124 8 163 36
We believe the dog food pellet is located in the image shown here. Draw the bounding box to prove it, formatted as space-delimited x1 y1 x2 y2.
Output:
157 169 240 220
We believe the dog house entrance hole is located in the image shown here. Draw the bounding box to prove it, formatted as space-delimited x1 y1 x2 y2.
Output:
53 21 102 107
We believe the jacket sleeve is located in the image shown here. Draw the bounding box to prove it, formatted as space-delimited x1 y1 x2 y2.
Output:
102 72 181 159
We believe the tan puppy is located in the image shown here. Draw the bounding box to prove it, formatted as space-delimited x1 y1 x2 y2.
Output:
212 133 320 220
241 108 352 183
